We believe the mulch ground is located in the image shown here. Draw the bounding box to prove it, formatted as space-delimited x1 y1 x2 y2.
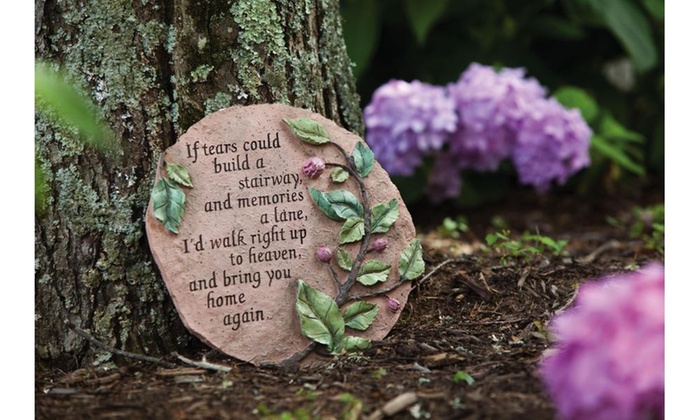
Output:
35 185 663 419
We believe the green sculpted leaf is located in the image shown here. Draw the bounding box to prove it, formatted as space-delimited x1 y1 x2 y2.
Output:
337 248 353 272
309 188 364 221
357 259 392 286
151 178 186 234
295 280 345 349
343 302 379 331
338 336 372 353
283 117 330 145
331 167 350 183
370 198 399 233
309 187 342 221
339 217 365 244
399 239 425 280
165 162 194 188
352 141 375 177
326 190 364 219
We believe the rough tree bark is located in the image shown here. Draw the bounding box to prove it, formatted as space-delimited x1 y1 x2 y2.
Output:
35 0 363 370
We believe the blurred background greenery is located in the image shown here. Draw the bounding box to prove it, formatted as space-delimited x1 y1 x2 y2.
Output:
341 0 664 206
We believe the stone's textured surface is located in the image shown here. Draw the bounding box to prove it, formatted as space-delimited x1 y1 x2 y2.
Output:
145 104 416 366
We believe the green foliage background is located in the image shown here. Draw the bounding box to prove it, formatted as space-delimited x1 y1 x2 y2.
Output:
341 0 664 204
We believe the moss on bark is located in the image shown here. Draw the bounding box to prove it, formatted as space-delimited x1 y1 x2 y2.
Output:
35 0 362 369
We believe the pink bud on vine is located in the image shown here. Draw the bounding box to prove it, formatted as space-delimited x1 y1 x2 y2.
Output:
315 246 332 263
372 238 388 253
386 296 401 312
302 157 325 179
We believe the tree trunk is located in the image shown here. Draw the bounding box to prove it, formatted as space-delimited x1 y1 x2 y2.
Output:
35 0 362 370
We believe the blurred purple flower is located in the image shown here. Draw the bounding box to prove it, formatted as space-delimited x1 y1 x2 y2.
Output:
446 63 548 172
426 152 463 203
302 157 325 179
539 262 664 420
364 80 457 176
512 98 591 193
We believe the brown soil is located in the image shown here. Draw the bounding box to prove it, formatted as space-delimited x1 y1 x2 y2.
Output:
35 186 663 419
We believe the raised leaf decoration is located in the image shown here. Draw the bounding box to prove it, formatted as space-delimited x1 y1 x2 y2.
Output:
309 187 364 221
283 117 330 145
152 178 186 234
339 336 372 353
357 260 392 286
352 141 375 177
309 187 342 221
325 190 364 219
295 280 345 350
165 162 194 188
399 239 425 281
339 217 365 244
370 198 399 233
343 301 379 331
330 167 350 183
337 248 353 272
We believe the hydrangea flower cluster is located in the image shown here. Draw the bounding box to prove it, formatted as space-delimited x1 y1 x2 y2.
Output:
364 63 592 201
447 64 547 172
539 263 664 420
364 80 458 176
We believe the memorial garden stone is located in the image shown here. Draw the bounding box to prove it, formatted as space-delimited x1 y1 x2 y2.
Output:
146 104 424 366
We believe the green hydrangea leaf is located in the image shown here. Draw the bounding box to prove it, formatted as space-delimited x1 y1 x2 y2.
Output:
343 301 379 331
404 0 450 46
35 63 117 153
331 167 350 183
370 198 399 233
591 135 645 176
591 0 657 73
283 117 330 145
553 86 599 123
339 217 365 244
295 280 345 349
600 113 645 143
165 162 194 188
357 259 392 286
338 336 372 354
337 248 353 272
352 141 375 177
151 178 186 234
399 239 425 280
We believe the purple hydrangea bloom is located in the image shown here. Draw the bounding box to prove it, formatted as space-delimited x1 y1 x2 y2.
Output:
364 80 457 176
426 152 463 203
512 98 591 193
539 263 664 420
446 63 548 172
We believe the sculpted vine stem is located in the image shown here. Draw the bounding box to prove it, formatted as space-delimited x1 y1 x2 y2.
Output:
324 161 372 306
267 142 375 366
275 117 425 367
